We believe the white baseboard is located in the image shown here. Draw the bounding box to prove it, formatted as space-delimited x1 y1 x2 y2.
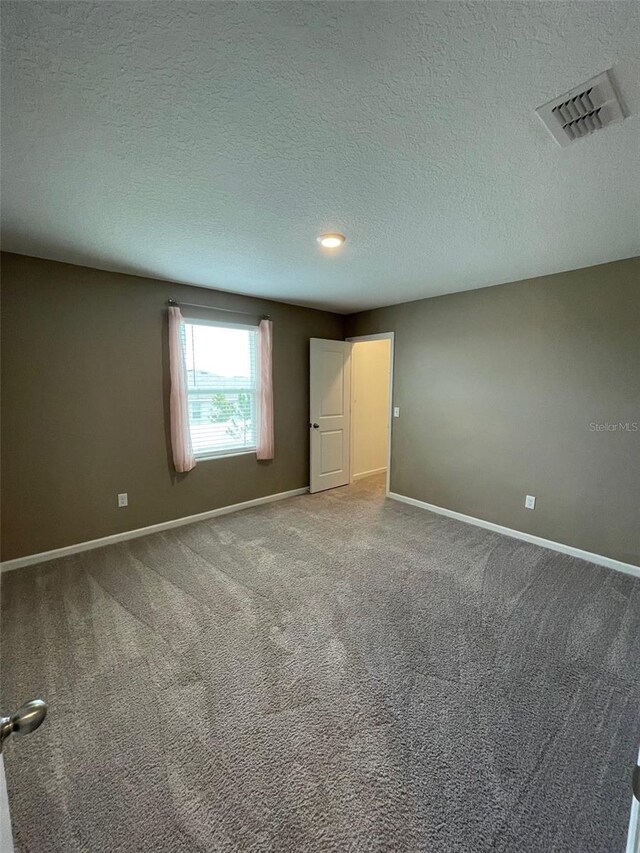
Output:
388 492 640 579
0 487 309 572
352 467 387 482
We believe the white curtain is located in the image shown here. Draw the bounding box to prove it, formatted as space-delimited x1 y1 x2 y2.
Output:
168 306 196 473
256 319 274 460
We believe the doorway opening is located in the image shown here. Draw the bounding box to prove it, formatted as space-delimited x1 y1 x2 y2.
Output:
347 334 394 495
309 333 394 495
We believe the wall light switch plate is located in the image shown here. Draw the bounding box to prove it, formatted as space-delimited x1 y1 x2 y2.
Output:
118 493 128 508
393 407 400 418
525 495 536 510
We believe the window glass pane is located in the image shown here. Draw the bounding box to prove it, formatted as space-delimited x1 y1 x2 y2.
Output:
182 322 257 456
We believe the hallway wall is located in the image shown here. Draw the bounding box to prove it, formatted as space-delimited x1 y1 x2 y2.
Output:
350 339 391 479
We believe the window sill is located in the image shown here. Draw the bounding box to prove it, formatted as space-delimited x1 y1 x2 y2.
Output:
194 449 256 463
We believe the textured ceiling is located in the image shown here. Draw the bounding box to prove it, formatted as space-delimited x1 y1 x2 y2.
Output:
1 2 639 313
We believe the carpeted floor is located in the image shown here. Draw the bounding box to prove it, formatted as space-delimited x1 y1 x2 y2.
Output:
1 475 638 852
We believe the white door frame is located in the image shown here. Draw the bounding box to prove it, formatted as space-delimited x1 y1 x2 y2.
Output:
345 333 395 497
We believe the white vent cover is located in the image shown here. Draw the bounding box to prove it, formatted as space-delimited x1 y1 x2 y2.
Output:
536 70 626 146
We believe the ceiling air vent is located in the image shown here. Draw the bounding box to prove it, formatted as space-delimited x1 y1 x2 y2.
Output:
536 70 626 147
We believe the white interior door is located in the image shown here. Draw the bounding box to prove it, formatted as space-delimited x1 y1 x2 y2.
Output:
310 338 351 493
627 748 640 853
0 757 14 853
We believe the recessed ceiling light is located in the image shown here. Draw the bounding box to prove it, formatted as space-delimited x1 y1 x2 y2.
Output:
317 232 346 249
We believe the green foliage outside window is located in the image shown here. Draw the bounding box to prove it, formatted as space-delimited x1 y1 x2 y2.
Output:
209 392 252 442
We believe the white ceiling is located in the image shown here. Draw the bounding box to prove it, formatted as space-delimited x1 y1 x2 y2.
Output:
2 2 639 313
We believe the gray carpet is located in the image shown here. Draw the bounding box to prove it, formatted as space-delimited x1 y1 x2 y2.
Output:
1 475 638 852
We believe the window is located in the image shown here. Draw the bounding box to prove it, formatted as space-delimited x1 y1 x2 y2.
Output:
182 319 258 458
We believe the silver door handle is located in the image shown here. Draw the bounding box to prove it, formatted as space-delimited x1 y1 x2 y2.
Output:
0 699 47 752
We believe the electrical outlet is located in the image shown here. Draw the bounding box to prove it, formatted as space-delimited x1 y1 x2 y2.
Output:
525 495 536 510
393 407 400 418
118 493 128 508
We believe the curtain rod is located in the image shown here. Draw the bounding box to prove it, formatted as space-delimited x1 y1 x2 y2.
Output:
167 298 270 321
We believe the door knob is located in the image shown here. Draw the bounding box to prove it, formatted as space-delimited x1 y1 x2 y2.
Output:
0 699 47 752
310 423 319 429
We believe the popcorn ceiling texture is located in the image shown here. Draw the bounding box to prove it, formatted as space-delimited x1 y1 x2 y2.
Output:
2 476 639 851
1 1 639 311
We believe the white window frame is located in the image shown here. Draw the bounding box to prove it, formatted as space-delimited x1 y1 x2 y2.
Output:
182 317 259 461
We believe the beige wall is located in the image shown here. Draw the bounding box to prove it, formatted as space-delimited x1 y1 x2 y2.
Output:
0 253 345 560
346 258 640 566
350 339 390 479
